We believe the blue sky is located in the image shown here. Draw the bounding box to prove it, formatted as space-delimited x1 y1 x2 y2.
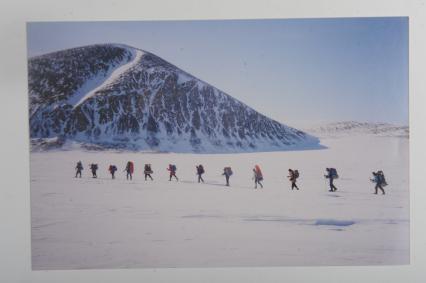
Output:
27 18 408 126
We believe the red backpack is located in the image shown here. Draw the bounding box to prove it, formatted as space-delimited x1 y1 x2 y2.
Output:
255 165 262 177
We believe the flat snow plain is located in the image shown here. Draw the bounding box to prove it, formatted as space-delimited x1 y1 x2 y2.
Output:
30 135 409 269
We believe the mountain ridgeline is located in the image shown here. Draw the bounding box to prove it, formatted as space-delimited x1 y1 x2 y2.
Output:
28 44 320 152
304 121 409 139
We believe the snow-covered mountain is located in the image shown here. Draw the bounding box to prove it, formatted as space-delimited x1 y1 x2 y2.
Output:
28 44 320 152
304 121 409 139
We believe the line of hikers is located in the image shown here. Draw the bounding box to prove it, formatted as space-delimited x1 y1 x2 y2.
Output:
75 161 154 181
74 161 387 194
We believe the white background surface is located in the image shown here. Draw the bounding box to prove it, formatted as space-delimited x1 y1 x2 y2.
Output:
0 0 425 282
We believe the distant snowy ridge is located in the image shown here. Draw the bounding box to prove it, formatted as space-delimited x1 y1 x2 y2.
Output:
304 121 409 138
28 43 321 153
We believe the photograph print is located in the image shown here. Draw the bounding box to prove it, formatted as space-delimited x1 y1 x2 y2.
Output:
27 17 409 269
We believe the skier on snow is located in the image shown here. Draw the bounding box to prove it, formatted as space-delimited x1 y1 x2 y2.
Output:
324 168 338 192
89 163 98 178
144 164 154 181
167 164 179 181
196 164 205 183
222 167 233 187
287 169 300 190
125 161 134 180
253 165 263 189
371 170 387 195
75 161 83 178
108 164 117 179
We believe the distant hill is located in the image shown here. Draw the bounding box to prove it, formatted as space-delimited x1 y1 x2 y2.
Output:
304 121 409 139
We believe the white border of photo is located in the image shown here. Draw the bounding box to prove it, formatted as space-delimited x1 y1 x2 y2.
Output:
0 0 424 282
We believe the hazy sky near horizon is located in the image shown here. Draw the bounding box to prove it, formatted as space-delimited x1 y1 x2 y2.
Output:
27 18 408 126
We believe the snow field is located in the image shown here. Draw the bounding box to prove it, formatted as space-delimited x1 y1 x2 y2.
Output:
30 135 409 269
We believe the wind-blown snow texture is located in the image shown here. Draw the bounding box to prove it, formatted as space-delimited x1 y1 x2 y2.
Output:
28 44 319 153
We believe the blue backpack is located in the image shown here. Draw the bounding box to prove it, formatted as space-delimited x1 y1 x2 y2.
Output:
330 168 338 179
378 171 387 186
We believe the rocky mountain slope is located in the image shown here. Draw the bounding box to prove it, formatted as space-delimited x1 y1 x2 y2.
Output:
28 44 320 152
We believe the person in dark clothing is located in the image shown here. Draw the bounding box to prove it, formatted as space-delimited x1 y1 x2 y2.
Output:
125 161 134 180
287 169 299 190
324 168 338 192
75 161 83 178
144 164 154 181
222 167 233 186
108 165 117 179
167 164 179 181
253 165 263 189
196 165 205 183
90 163 98 178
371 171 386 195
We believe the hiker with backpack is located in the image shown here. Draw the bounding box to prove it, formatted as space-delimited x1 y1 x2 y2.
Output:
222 167 233 186
75 161 83 178
324 168 338 192
287 169 300 190
108 165 117 179
125 161 134 180
253 165 264 189
371 170 387 195
196 164 205 183
89 163 98 178
144 164 154 181
167 164 179 181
